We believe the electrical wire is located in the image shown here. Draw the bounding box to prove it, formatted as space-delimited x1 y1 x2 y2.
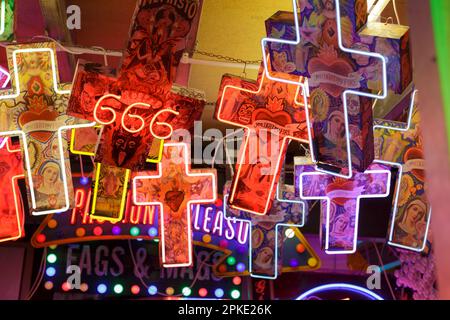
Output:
26 247 47 300
210 129 244 169
372 241 397 300
392 0 401 24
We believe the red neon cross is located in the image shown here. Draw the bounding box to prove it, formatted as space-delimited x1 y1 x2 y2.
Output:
0 137 25 242
132 143 217 267
216 61 309 215
299 164 391 254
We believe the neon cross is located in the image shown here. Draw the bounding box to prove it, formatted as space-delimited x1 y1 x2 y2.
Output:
223 180 310 279
132 143 217 268
374 90 431 252
0 43 77 215
298 164 391 254
0 136 24 242
216 59 309 215
262 0 388 178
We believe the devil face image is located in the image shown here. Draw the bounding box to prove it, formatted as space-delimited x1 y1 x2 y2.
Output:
111 128 142 167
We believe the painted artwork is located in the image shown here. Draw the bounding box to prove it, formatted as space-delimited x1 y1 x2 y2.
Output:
70 125 101 156
0 0 14 42
224 180 318 279
91 163 130 221
118 0 202 92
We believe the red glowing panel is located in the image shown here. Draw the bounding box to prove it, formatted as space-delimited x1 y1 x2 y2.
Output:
0 137 25 242
215 60 308 215
133 143 217 267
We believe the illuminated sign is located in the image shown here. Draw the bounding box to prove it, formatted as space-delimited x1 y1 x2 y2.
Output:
0 136 24 242
263 0 407 178
31 175 245 253
297 163 391 254
215 59 308 215
296 283 384 300
374 90 431 252
31 174 159 247
0 42 75 216
223 181 320 279
37 240 244 300
133 143 217 268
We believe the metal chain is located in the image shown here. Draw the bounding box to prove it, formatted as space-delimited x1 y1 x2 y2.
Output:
193 49 261 65
190 41 261 65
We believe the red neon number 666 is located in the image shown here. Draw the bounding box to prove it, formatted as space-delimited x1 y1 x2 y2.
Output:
93 94 179 139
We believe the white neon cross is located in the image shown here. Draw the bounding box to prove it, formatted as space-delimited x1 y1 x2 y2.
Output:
223 189 307 279
0 47 80 216
299 168 391 254
262 0 388 179
373 89 431 252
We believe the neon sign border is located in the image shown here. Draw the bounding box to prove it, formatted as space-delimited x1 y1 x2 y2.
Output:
296 283 384 300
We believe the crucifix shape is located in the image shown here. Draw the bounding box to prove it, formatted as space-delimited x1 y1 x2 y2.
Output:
132 143 217 268
223 180 313 279
67 1 205 221
215 59 309 215
0 136 24 242
0 42 76 215
298 163 391 254
264 0 411 178
374 90 431 252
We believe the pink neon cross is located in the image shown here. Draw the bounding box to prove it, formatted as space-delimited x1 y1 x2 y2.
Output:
132 143 217 267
